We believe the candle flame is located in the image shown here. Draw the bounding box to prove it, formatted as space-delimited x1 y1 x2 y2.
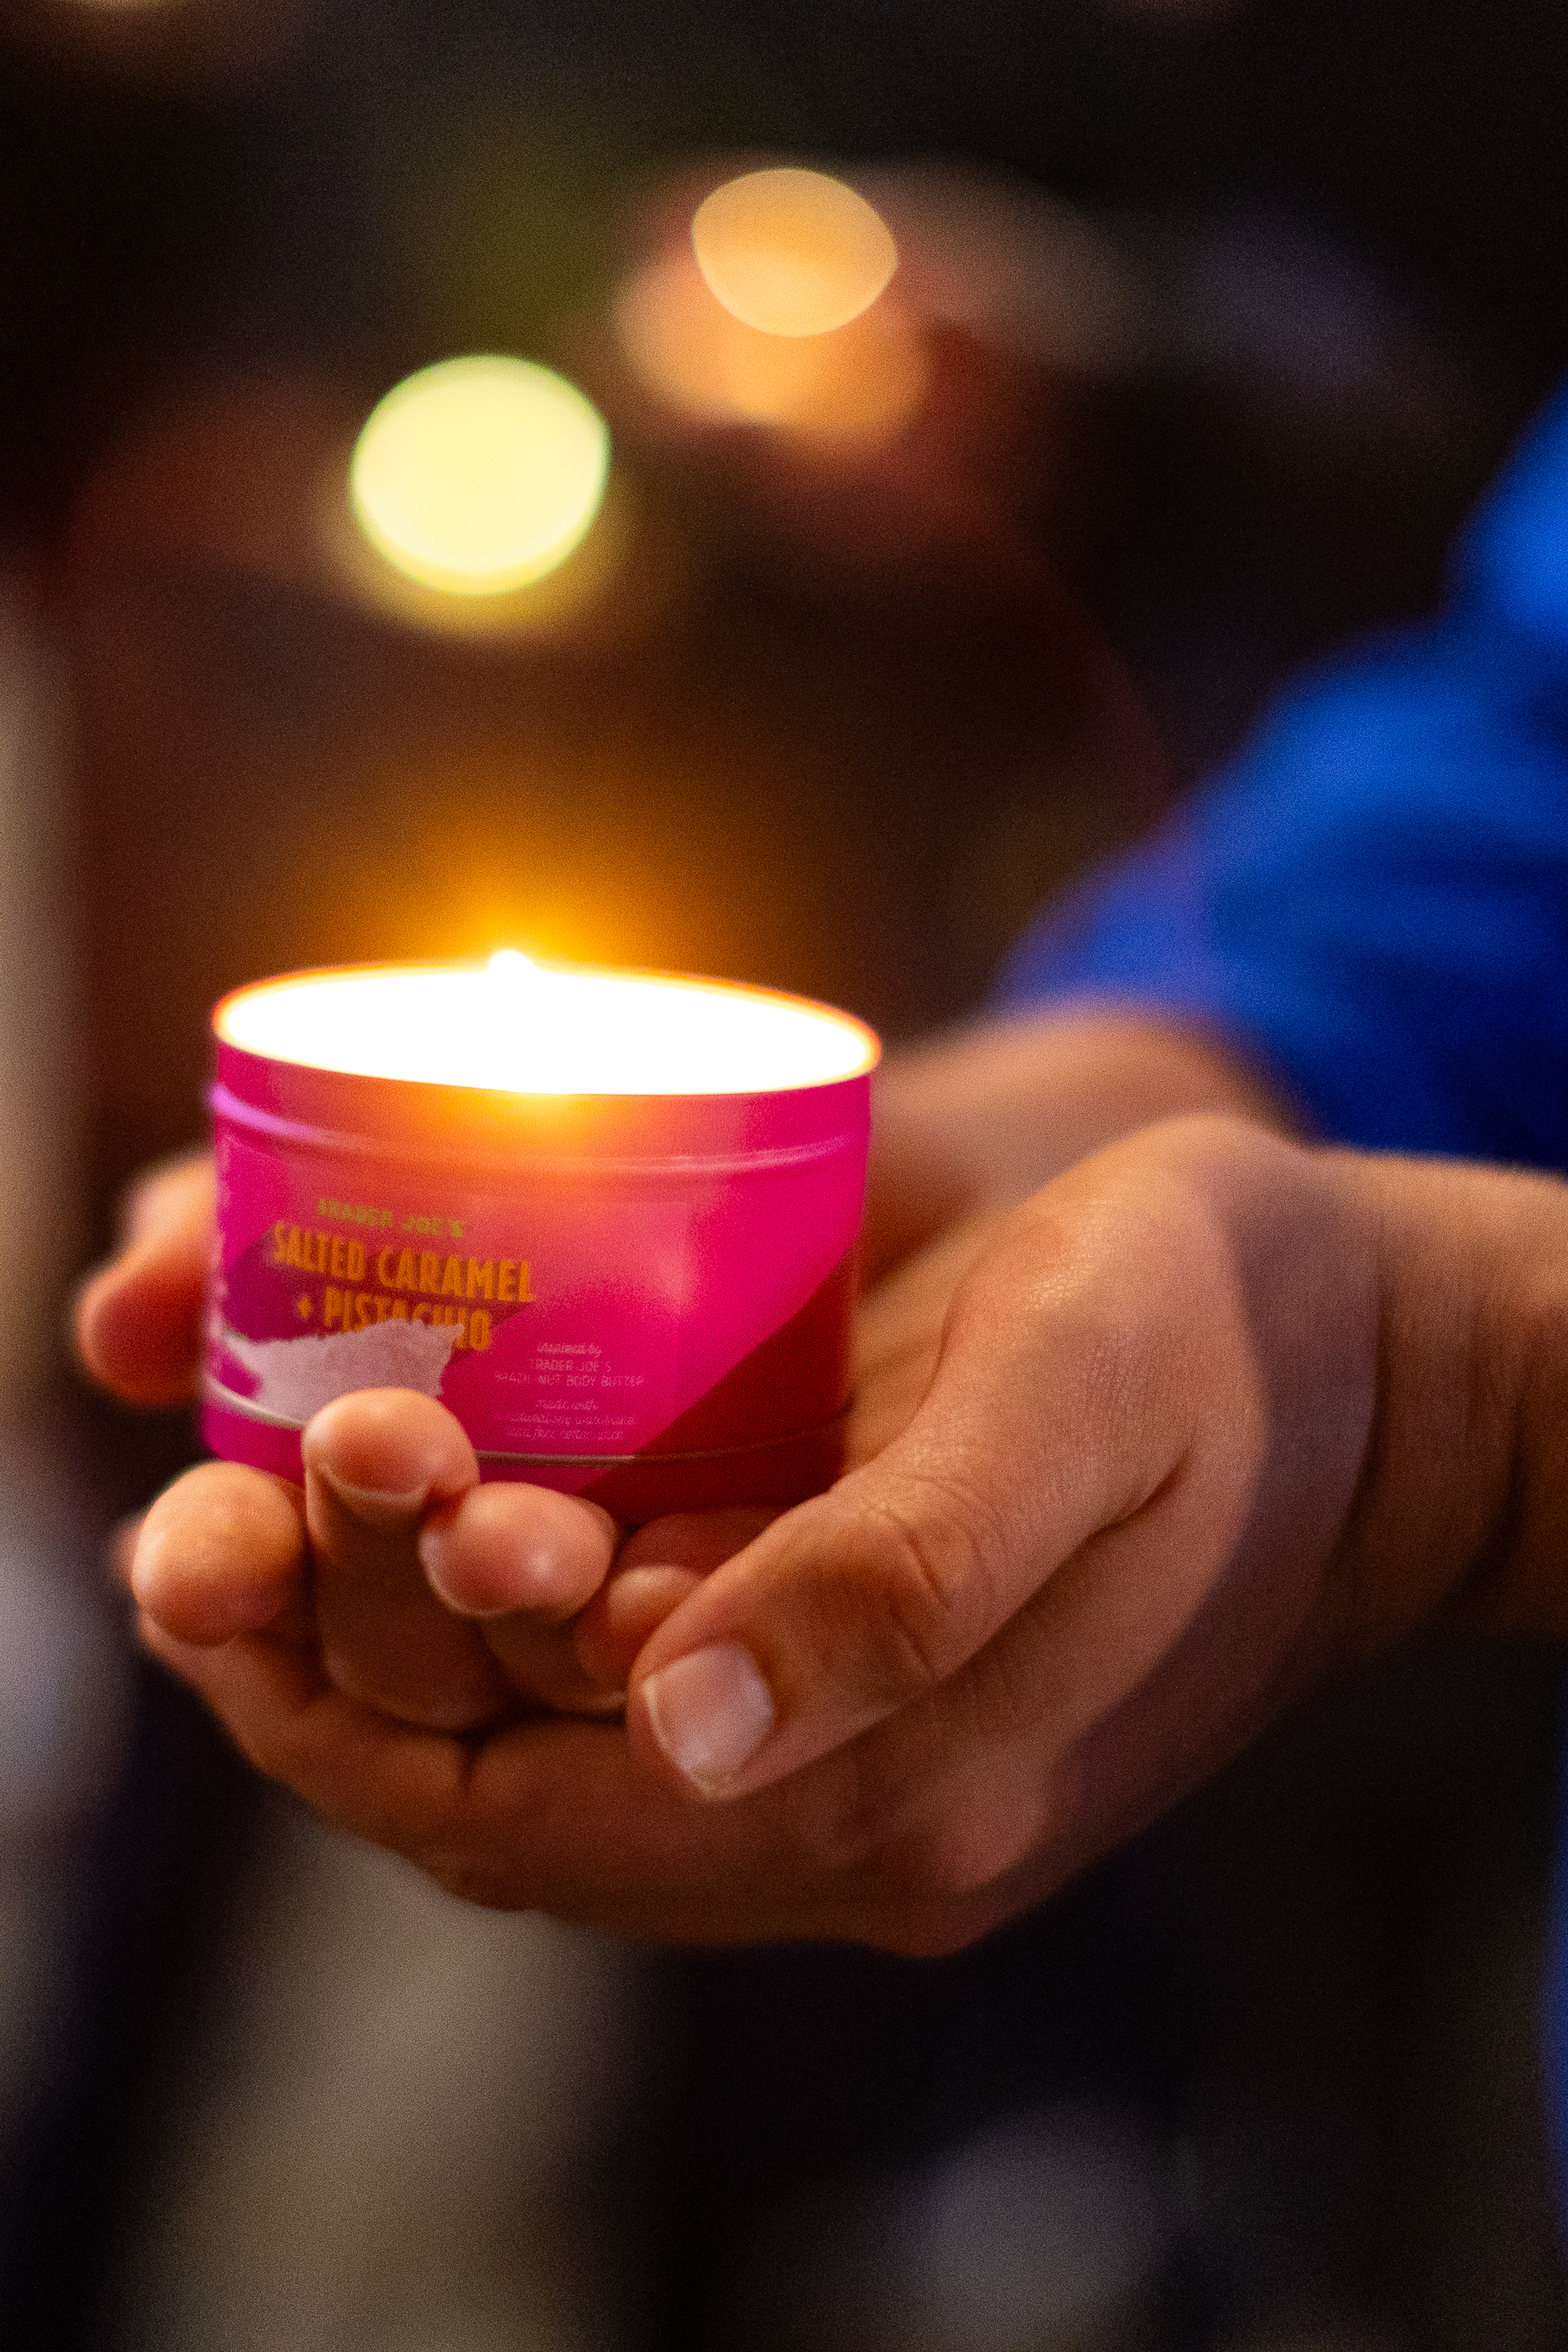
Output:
348 357 610 597
691 169 898 337
219 962 877 1097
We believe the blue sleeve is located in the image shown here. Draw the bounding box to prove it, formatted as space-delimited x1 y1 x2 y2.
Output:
997 384 1568 1170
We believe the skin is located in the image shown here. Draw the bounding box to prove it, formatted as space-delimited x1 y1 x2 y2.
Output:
74 1011 1568 1952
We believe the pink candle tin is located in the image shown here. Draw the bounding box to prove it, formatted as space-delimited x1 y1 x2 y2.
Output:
202 955 879 1523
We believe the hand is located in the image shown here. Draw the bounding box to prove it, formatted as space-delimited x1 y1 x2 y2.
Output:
76 1012 1278 1734
72 1011 1284 1396
132 1392 630 1726
91 1117 1568 1951
127 1380 789 1726
78 1156 747 1726
860 1004 1294 1283
71 1018 1308 1940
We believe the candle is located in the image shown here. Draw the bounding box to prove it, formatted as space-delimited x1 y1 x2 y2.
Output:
204 954 878 1520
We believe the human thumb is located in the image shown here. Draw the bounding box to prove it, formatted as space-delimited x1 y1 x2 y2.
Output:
624 1189 1185 1802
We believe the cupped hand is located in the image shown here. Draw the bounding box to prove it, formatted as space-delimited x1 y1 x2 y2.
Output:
107 1112 1561 1954
75 1012 1241 1742
132 1391 626 1723
75 1152 215 1408
75 1154 772 1723
81 1029 1566 1955
129 1377 797 1726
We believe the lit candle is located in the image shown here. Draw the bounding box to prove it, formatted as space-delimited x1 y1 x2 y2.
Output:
205 955 878 1519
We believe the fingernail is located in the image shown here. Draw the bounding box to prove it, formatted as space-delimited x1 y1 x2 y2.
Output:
312 1464 430 1532
416 1523 502 1617
641 1642 775 1795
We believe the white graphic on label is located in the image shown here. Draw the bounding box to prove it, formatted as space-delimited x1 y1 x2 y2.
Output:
220 1319 461 1426
213 1130 692 1457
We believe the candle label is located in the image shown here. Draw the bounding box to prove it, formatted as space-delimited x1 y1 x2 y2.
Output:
207 1131 693 1460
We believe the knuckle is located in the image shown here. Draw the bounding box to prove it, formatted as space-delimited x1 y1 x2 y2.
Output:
849 1480 1003 1700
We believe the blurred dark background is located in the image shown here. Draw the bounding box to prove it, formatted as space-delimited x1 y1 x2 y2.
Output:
5 0 1566 1211
0 2 1565 2347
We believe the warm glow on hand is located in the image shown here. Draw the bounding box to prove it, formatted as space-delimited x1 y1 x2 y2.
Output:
691 169 898 337
348 357 610 597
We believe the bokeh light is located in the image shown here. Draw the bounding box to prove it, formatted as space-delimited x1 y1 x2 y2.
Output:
347 356 610 597
615 249 927 445
691 168 898 336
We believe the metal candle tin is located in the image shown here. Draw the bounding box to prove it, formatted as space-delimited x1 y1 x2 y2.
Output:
202 961 879 1523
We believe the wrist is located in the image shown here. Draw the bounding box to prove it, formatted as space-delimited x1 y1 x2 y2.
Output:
1335 1153 1568 1646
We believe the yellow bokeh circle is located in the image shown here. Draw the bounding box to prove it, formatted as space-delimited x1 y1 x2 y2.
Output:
348 356 611 597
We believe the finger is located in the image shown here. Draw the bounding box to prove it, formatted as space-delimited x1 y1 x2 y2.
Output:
303 1390 510 1732
846 1207 1011 1470
625 1162 1219 1802
572 1508 779 1694
414 1479 619 1712
619 1508 783 1580
108 1513 143 1595
131 1613 845 1942
131 1612 647 1904
573 1567 702 1694
862 1074 976 1287
74 1152 215 1406
427 1501 775 1714
130 1463 310 1646
418 1482 616 1620
121 1151 215 1247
